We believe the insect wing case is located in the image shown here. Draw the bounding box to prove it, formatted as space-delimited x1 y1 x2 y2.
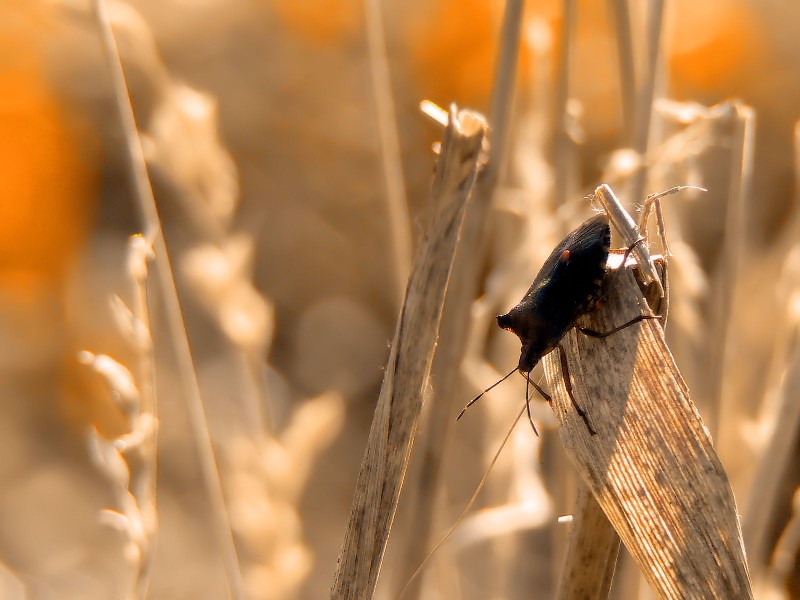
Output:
498 215 611 371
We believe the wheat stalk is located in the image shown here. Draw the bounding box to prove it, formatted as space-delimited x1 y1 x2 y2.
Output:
330 106 487 599
81 234 157 600
91 1 244 596
396 2 524 595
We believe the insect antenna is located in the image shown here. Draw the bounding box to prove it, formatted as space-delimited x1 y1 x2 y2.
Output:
456 366 517 421
399 404 526 599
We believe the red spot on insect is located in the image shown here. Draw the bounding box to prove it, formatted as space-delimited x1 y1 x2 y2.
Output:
560 250 571 262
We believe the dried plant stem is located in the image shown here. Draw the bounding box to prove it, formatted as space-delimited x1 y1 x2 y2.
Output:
127 235 157 599
594 183 662 295
556 483 620 600
708 103 755 438
542 264 752 599
92 1 245 597
364 0 412 306
553 0 577 208
81 236 159 600
396 2 524 595
761 487 800 598
484 0 525 188
609 0 636 143
554 187 679 599
743 322 800 583
330 108 487 600
626 0 664 206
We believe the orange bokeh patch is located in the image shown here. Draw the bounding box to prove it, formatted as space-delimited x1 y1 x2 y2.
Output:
0 54 98 294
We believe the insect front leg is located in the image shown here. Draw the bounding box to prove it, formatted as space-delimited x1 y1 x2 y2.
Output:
557 344 597 435
519 371 551 436
621 236 646 264
524 374 540 437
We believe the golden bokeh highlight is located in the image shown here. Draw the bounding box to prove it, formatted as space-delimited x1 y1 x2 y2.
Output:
271 0 363 45
0 15 98 296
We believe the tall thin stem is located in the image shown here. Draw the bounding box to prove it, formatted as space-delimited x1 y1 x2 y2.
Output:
553 0 577 208
92 2 244 597
364 0 412 307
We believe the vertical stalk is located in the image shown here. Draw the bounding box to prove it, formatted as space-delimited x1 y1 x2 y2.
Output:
394 3 525 597
364 0 412 308
92 1 245 597
553 0 577 208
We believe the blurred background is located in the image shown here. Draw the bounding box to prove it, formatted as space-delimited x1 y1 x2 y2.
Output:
1 0 799 598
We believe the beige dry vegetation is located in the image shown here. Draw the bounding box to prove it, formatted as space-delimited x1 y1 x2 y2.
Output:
1 0 799 599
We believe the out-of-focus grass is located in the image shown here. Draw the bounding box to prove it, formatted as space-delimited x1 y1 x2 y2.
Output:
0 0 799 598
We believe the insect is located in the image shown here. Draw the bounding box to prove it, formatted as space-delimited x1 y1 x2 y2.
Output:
457 213 659 435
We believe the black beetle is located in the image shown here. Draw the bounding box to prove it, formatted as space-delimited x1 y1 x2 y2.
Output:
457 213 658 435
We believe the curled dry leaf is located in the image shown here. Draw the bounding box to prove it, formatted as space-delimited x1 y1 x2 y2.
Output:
543 264 752 600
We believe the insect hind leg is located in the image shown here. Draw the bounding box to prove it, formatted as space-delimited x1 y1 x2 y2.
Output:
576 314 661 339
557 345 597 435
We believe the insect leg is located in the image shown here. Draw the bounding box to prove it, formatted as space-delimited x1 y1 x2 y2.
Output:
519 370 551 402
557 345 597 435
622 236 646 264
577 314 661 339
524 375 540 437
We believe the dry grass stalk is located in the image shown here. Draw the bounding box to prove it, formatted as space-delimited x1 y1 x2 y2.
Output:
81 234 157 600
748 374 800 596
364 0 412 306
554 186 663 600
228 392 345 599
708 102 755 439
624 0 665 208
330 107 487 599
743 279 800 588
609 0 635 144
594 184 662 295
552 0 577 208
556 483 621 600
92 1 244 596
397 1 524 593
542 261 752 598
761 487 800 599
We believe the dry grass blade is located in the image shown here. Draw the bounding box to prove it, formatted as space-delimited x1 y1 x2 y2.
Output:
625 0 665 207
552 0 577 208
329 107 487 600
397 2 524 594
542 265 753 599
92 1 244 596
709 102 755 439
743 316 800 587
556 483 621 600
364 0 412 306
609 0 635 144
762 487 800 598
